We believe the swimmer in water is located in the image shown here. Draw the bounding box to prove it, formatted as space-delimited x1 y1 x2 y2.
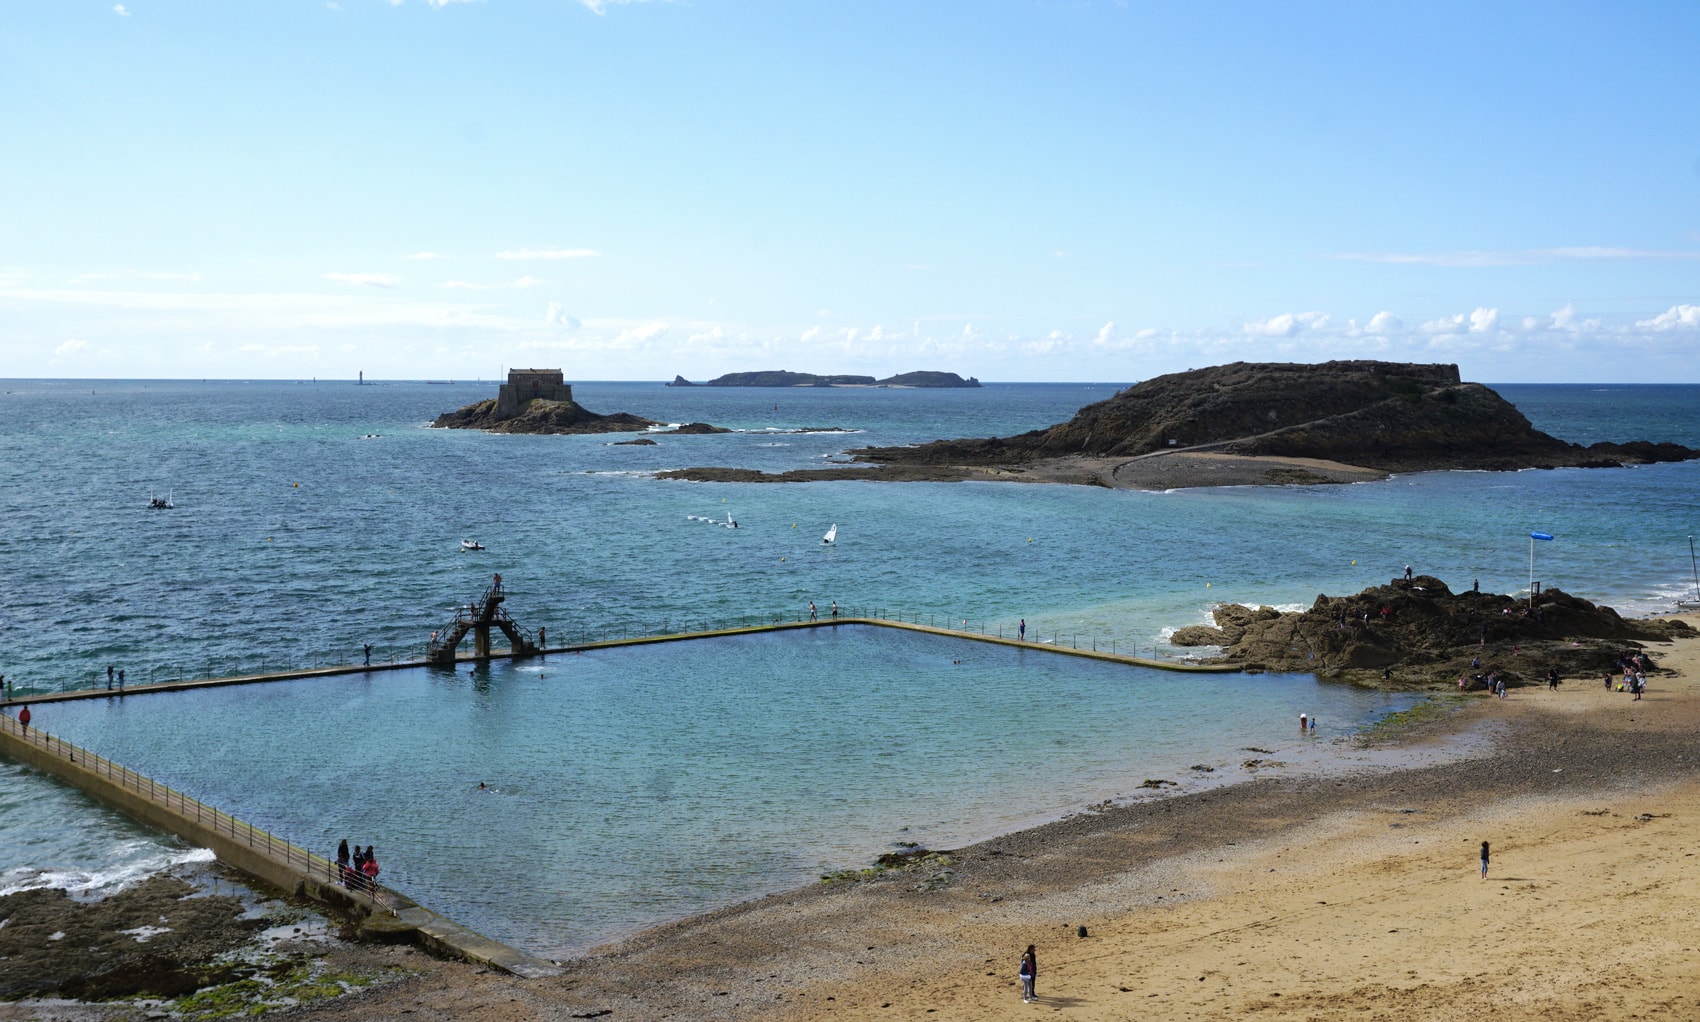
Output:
477 781 489 791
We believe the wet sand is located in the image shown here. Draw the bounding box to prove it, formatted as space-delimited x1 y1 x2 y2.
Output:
10 617 1699 1021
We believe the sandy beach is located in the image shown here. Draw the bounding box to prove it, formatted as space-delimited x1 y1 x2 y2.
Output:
8 615 1698 1021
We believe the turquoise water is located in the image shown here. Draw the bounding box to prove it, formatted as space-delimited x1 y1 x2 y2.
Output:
2 378 1697 953
24 626 1416 956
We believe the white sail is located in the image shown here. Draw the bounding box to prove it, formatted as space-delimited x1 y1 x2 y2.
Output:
822 523 837 545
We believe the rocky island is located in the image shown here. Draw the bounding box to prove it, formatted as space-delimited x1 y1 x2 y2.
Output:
433 369 728 436
1169 574 1693 687
668 370 980 388
661 360 1698 487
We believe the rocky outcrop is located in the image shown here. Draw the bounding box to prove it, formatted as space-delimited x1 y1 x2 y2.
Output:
877 371 981 388
1171 575 1694 686
853 361 1698 473
433 398 661 435
700 371 878 387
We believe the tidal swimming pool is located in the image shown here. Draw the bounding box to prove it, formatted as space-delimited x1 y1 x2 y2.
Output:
33 626 1418 956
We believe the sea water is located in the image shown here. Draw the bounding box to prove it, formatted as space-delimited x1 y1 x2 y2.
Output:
28 626 1421 956
1 379 1697 952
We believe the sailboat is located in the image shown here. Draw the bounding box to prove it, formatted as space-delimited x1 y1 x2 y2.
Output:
822 523 837 545
1680 535 1700 611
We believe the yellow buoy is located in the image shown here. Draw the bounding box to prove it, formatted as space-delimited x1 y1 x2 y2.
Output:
1352 559 1357 565
781 556 786 561
1206 582 1211 588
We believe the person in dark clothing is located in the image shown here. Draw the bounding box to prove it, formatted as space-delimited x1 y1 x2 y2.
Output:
363 644 372 666
1019 945 1038 1002
1480 841 1490 879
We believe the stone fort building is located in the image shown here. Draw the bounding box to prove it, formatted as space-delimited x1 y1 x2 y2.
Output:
494 369 574 420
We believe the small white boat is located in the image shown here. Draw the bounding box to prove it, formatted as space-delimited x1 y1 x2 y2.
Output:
822 523 837 545
148 490 174 509
461 539 486 552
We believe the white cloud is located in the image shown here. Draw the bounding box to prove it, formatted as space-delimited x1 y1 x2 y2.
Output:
1093 321 1116 346
511 276 545 289
113 4 128 15
800 326 822 343
1468 307 1499 333
613 322 668 347
54 339 88 357
961 323 982 342
1637 304 1700 331
324 272 399 288
494 248 599 261
404 251 444 261
1364 311 1400 333
545 303 581 330
1243 311 1329 337
866 325 885 342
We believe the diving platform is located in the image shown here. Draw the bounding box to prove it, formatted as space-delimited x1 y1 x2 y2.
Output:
426 577 538 665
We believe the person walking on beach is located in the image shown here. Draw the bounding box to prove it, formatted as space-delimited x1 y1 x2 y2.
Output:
1018 945 1037 1002
1019 619 1026 641
1480 840 1490 879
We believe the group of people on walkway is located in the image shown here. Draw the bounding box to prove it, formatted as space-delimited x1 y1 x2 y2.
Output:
105 664 125 691
336 839 381 892
806 601 840 621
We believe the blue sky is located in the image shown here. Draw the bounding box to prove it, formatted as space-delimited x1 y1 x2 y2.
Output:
4 1 1698 382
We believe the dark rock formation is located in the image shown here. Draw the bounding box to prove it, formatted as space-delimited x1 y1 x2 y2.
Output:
853 361 1698 473
877 371 981 388
667 375 696 387
662 422 733 434
1171 575 1693 686
614 437 658 446
433 397 661 434
702 371 878 387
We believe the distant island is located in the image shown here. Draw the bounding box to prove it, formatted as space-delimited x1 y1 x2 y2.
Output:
668 370 980 388
660 360 1700 487
433 369 729 435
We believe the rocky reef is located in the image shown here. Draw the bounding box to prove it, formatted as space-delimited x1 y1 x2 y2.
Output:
433 399 731 436
433 397 659 434
1170 575 1694 686
853 361 1697 474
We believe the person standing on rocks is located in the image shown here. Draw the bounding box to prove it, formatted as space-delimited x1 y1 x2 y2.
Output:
1404 564 1413 581
1018 945 1037 1002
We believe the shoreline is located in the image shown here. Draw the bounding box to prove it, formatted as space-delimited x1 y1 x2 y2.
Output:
10 616 1698 1019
